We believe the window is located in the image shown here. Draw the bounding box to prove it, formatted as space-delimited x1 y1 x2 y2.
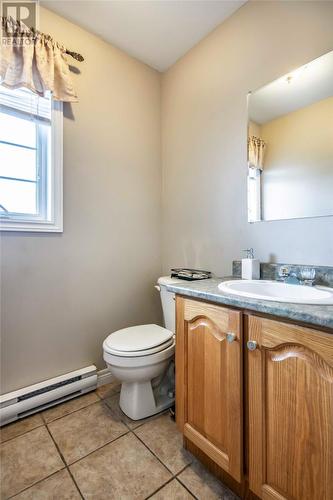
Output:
247 166 261 223
0 86 63 232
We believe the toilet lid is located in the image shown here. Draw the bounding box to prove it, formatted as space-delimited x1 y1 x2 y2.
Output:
104 337 174 357
103 324 174 354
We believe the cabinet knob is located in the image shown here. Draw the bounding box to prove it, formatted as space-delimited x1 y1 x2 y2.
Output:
247 340 257 351
226 332 236 343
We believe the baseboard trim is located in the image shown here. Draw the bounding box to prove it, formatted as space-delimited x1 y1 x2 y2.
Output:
97 368 115 387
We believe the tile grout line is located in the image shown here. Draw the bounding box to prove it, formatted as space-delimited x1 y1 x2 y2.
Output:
129 413 199 498
144 476 175 499
142 462 195 499
1 394 105 446
6 468 67 500
44 424 85 500
64 464 85 500
176 464 239 500
0 421 45 445
175 462 193 476
131 428 178 476
42 395 103 424
124 421 186 499
174 463 199 499
65 428 131 467
132 417 195 474
48 405 174 470
175 475 198 499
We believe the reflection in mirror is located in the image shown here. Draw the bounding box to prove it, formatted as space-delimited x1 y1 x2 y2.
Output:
247 50 333 222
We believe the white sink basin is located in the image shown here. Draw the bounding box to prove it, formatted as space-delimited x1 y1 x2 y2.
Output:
218 280 333 305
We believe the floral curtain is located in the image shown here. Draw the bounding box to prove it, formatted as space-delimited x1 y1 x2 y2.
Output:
248 135 266 170
0 18 78 102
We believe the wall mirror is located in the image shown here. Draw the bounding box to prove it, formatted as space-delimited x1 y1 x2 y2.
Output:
247 50 333 223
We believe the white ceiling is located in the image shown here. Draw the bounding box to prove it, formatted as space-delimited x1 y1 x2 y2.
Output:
249 50 333 124
41 0 246 71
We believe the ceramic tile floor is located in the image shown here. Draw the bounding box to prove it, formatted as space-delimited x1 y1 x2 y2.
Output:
0 381 239 500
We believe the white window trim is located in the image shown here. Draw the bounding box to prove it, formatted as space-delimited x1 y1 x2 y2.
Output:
0 100 63 232
247 166 262 223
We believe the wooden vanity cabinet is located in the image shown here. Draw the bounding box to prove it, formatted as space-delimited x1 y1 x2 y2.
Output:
175 295 333 500
175 296 243 482
247 314 333 500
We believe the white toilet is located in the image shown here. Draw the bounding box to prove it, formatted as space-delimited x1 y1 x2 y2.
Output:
103 276 182 420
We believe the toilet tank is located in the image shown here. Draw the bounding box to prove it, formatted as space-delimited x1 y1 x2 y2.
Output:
157 276 184 333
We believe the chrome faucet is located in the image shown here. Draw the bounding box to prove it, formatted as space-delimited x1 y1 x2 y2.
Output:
298 267 316 286
278 266 316 286
278 266 299 284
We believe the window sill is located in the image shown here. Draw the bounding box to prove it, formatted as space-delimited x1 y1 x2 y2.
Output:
0 218 63 232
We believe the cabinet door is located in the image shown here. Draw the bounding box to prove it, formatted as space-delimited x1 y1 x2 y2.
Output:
247 315 333 500
176 297 242 482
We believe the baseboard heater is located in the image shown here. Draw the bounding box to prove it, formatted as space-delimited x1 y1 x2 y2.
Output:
0 365 97 426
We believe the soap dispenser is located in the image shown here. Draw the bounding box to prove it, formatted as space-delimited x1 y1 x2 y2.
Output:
241 248 260 280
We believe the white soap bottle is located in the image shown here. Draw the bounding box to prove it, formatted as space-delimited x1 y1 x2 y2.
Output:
241 248 260 280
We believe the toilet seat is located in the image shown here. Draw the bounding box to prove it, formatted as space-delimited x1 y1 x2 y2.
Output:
103 324 174 358
104 337 174 357
103 339 175 368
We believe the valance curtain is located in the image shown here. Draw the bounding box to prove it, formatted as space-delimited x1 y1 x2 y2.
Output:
248 135 266 170
0 17 78 102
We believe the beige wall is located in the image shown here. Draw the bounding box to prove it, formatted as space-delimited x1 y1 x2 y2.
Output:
162 0 333 274
261 97 333 220
2 0 333 395
0 7 162 393
248 121 261 137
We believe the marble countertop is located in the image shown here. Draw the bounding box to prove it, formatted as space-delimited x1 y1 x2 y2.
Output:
166 277 333 331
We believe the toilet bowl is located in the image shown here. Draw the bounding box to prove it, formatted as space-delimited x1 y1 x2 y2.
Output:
103 325 175 420
102 277 182 420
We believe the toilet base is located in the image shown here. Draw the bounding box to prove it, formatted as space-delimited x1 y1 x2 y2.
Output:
119 361 175 420
119 381 174 420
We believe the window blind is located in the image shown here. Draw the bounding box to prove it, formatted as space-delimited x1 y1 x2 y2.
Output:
0 85 51 122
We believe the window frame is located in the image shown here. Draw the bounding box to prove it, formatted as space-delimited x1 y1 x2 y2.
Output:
247 166 262 223
0 99 63 232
